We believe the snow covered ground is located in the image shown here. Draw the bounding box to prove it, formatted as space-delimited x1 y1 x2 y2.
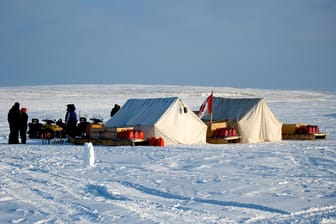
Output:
0 85 335 223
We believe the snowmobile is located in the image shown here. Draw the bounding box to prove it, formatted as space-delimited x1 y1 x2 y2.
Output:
28 118 43 139
40 119 64 144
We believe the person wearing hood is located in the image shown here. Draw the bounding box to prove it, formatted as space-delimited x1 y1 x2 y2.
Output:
8 102 21 144
110 104 120 117
20 107 28 144
65 104 78 136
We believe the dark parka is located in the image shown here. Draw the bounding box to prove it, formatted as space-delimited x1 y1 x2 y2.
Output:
65 104 78 136
110 104 120 117
20 108 28 144
8 102 21 144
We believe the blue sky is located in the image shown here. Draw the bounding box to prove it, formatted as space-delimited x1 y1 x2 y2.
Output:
1 0 335 90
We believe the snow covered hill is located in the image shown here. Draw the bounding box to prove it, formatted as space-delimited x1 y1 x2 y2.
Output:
0 85 335 223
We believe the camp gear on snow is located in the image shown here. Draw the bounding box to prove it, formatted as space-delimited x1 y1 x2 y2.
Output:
105 97 207 145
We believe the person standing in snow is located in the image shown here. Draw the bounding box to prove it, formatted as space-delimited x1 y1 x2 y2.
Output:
110 104 120 117
8 102 21 144
20 107 28 144
65 104 78 136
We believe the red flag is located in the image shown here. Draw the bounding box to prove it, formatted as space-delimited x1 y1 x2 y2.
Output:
207 91 213 114
199 91 213 118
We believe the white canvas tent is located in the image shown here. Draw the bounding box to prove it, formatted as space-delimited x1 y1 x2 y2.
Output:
202 97 282 143
105 97 207 145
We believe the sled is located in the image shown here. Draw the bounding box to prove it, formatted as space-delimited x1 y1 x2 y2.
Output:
66 135 148 146
282 133 326 140
282 123 326 140
207 136 241 144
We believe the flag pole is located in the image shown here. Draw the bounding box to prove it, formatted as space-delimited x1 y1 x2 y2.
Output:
209 90 213 124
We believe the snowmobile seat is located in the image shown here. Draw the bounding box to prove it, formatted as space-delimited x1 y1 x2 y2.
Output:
42 119 56 125
32 118 39 124
90 118 103 124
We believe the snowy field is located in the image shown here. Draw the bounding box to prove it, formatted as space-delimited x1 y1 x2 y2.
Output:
0 85 335 223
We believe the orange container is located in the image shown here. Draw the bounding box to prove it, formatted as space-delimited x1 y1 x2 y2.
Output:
232 128 237 136
149 137 156 146
155 137 164 146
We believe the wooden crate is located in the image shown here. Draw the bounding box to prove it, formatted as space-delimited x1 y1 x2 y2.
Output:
282 124 300 134
110 127 134 133
205 121 227 137
205 121 238 137
90 123 104 129
89 127 133 139
89 128 112 138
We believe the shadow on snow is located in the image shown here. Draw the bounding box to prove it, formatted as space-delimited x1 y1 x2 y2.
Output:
120 181 289 215
85 184 129 201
